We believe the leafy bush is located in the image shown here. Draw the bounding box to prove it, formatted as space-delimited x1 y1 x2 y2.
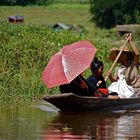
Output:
0 22 83 103
90 0 140 28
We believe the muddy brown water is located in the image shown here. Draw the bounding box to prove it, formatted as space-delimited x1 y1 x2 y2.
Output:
1 101 140 140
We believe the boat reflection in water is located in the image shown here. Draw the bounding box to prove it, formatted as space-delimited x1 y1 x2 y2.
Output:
42 111 140 140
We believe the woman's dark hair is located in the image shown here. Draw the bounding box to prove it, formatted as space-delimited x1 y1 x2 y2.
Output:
90 57 103 72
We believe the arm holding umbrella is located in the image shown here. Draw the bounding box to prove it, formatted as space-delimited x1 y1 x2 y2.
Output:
60 73 94 96
74 74 95 96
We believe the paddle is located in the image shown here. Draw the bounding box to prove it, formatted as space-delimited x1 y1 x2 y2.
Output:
126 34 139 65
105 33 132 82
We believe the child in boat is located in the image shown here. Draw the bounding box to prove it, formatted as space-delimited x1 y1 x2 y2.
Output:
59 73 95 96
87 57 108 97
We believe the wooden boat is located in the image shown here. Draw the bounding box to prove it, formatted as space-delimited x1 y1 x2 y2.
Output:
43 93 140 111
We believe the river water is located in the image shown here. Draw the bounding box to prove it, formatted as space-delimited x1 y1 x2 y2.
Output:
1 101 140 140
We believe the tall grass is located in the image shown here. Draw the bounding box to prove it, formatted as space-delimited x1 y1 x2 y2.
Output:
54 0 89 3
0 22 84 103
0 21 117 103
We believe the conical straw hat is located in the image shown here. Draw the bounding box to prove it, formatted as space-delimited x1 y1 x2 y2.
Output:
109 43 133 62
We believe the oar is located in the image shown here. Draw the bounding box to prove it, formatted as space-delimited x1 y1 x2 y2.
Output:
105 33 132 82
127 35 139 64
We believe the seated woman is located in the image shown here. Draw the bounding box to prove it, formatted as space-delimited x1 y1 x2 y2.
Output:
59 73 94 96
108 35 140 97
87 57 108 97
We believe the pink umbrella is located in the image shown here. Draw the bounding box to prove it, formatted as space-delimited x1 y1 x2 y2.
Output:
42 41 97 88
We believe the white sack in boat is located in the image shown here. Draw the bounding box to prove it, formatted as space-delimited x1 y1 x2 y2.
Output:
108 67 134 98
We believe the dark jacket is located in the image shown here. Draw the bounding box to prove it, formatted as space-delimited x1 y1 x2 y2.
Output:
87 75 106 91
60 76 94 96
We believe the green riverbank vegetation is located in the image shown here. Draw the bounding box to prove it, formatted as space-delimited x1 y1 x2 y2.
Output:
0 3 140 103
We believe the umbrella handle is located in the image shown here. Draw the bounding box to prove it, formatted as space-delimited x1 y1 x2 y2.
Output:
105 33 132 82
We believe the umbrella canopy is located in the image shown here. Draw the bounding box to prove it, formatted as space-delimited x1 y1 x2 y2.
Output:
42 41 97 88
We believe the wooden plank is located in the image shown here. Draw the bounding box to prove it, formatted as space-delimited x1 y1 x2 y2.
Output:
116 24 140 32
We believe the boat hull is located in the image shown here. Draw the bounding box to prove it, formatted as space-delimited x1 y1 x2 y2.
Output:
43 93 140 111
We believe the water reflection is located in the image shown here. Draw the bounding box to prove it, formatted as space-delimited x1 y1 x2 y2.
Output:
1 101 140 140
0 101 58 140
42 111 140 140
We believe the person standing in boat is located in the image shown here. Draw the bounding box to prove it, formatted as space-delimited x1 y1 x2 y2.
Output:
87 57 108 97
108 35 140 97
59 73 95 96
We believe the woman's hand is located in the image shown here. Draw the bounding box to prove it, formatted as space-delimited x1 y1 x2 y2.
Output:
125 33 132 41
106 70 116 82
97 80 102 86
80 80 88 89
